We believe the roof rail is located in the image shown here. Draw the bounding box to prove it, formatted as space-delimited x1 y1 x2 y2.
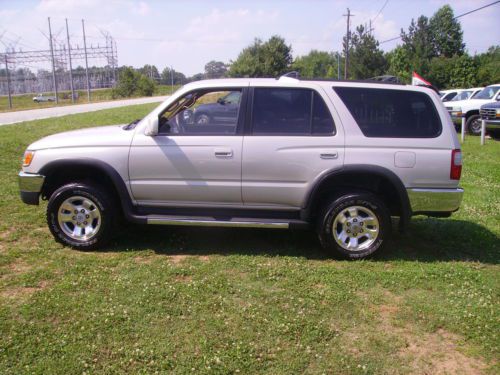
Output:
278 71 300 80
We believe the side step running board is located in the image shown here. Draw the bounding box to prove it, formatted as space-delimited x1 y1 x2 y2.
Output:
147 215 308 229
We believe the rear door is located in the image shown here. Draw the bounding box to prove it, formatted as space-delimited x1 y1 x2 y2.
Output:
242 86 345 208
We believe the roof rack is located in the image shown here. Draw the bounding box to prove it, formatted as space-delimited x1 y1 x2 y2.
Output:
277 72 405 85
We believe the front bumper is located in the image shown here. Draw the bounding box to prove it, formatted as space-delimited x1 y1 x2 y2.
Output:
407 188 464 215
484 119 500 131
18 171 45 205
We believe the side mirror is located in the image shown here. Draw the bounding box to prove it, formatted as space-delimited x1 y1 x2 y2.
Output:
144 116 159 136
217 97 225 105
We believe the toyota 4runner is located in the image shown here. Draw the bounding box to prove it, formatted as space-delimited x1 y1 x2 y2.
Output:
18 75 464 259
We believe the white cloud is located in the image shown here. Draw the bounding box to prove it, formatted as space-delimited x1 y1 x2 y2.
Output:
132 1 150 16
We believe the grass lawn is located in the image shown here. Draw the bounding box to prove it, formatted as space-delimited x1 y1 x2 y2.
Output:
0 105 498 374
0 85 179 113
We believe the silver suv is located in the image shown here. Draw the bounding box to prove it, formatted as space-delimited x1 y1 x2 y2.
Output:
18 76 464 259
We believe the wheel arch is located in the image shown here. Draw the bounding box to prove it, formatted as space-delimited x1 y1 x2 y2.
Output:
39 158 137 221
302 165 411 228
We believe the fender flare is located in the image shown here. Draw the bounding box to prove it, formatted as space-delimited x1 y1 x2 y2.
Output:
302 164 411 227
39 158 144 223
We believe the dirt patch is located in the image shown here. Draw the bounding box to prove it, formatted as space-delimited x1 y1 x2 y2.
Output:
174 274 193 283
167 254 210 265
374 291 487 374
1 280 50 300
134 256 154 264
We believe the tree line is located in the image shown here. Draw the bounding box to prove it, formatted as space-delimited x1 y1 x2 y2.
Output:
81 4 500 97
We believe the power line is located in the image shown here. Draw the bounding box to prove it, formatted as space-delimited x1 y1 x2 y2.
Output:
372 0 389 23
380 0 500 44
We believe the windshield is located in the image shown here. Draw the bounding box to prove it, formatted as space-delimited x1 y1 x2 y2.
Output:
451 91 472 101
474 86 500 100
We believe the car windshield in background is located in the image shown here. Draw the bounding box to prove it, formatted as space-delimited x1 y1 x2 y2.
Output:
452 91 472 101
473 86 500 100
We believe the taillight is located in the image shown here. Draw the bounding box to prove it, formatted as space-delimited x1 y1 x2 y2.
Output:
450 149 462 180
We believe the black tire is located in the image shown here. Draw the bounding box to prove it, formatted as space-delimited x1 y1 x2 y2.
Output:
47 183 116 250
317 192 391 259
488 130 500 140
466 114 482 136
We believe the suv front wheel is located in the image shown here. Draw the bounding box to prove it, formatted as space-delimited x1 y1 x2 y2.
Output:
47 183 116 250
317 193 391 259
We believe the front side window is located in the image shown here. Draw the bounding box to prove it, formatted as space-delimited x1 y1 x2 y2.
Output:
251 88 335 135
442 92 457 101
159 89 242 135
334 87 442 138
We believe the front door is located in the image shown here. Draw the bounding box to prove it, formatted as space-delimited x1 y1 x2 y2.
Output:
129 88 246 206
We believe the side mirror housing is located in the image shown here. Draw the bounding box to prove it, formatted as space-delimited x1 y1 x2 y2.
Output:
144 116 159 136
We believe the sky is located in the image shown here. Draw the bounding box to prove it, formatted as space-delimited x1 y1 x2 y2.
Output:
0 0 499 75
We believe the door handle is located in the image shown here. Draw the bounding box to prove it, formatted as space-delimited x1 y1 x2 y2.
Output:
214 148 233 158
320 152 338 159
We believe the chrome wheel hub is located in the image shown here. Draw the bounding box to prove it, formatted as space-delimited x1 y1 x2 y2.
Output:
332 206 379 251
57 196 101 241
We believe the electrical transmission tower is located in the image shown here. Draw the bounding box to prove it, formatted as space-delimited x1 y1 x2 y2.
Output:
0 18 118 109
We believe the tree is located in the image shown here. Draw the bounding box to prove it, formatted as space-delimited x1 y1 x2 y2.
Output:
429 5 464 58
139 64 160 81
160 67 186 85
449 54 478 88
475 46 500 86
204 60 228 79
292 50 339 78
112 66 156 98
427 57 455 89
228 35 292 77
346 25 387 79
386 46 411 83
400 15 434 76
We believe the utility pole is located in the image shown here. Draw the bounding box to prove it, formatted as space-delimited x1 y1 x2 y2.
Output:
368 20 374 36
65 18 75 103
4 55 12 109
343 8 353 79
48 17 59 103
82 19 91 102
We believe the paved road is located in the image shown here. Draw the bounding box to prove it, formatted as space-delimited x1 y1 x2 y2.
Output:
0 96 169 126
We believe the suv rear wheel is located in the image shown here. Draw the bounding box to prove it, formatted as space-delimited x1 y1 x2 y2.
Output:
317 193 391 259
47 183 115 250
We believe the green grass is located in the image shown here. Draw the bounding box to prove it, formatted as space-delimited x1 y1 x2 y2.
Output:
0 85 179 112
0 107 498 374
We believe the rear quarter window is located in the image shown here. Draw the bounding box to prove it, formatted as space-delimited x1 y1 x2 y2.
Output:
334 87 442 138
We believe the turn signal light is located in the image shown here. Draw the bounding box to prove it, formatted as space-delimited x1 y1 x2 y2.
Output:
22 151 35 167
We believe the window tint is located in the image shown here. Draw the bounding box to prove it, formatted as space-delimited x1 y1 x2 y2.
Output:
312 92 335 134
252 88 335 135
334 87 441 138
159 89 241 135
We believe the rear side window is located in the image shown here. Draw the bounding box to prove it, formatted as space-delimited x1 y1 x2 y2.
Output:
252 88 335 135
334 87 442 138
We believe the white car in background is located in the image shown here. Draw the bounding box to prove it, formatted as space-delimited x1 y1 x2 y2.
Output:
439 89 461 102
450 87 483 102
446 84 500 135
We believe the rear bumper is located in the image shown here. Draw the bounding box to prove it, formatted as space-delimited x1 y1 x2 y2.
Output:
407 188 464 215
18 171 45 205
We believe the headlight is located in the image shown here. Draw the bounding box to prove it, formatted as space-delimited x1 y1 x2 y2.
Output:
22 150 35 167
496 109 500 118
